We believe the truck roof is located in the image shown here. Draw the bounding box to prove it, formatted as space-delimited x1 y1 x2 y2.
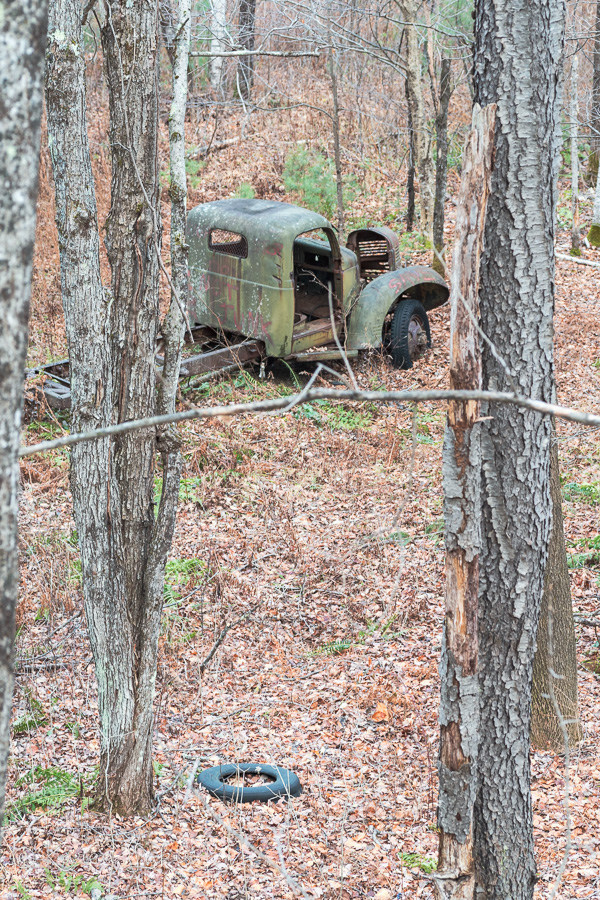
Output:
187 198 332 244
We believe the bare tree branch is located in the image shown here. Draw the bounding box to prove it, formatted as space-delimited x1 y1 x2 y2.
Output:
19 387 600 459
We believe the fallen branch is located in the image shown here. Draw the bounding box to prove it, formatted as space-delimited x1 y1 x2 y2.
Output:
199 605 258 674
556 252 600 269
19 387 600 459
189 137 239 157
573 617 600 628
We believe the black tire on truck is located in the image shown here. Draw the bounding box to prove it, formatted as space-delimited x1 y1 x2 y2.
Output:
388 298 431 369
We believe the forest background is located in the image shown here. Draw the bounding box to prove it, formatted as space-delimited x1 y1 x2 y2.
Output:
2 0 600 898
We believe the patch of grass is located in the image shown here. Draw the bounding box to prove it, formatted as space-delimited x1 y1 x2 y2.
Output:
310 615 405 656
294 399 327 425
326 404 373 431
562 481 600 503
400 851 437 874
386 530 412 546
12 689 48 736
235 182 255 199
45 869 102 895
185 157 205 189
308 638 353 657
178 475 203 503
398 231 431 253
68 558 82 587
294 399 372 431
567 534 600 570
583 654 600 674
6 766 82 821
163 557 206 606
425 518 445 545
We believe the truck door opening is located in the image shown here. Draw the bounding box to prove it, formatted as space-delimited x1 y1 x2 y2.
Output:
292 229 343 325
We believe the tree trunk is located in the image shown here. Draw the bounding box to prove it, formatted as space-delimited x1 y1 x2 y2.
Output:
210 0 228 93
399 0 435 238
570 54 580 255
328 44 345 238
589 0 600 183
472 1 565 898
46 0 186 816
432 58 452 276
406 79 416 233
435 103 495 900
237 0 256 101
531 435 582 750
0 0 49 836
588 153 600 246
164 0 191 415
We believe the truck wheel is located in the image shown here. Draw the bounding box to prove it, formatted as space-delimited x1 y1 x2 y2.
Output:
388 299 431 369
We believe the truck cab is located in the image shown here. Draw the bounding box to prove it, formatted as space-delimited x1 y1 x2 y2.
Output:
186 199 448 368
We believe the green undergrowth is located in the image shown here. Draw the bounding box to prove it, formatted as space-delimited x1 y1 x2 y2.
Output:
562 480 600 503
588 223 600 247
44 870 103 895
309 613 404 656
12 688 48 736
567 534 600 570
5 766 88 822
425 518 445 545
399 852 437 874
294 399 374 431
164 557 206 604
235 182 255 199
283 146 358 219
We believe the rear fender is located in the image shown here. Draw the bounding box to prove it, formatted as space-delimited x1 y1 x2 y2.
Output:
345 266 448 350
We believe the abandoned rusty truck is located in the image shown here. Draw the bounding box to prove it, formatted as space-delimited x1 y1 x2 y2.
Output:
36 199 449 409
185 198 448 374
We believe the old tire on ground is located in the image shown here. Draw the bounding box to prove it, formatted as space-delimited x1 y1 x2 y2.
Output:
388 298 431 369
196 763 302 803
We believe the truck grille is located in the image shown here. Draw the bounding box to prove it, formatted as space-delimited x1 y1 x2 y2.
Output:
357 238 391 281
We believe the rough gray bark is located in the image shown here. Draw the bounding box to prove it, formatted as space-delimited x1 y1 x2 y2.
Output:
0 0 49 835
46 0 186 816
432 58 452 277
435 103 495 900
473 1 565 898
531 435 582 751
237 0 256 100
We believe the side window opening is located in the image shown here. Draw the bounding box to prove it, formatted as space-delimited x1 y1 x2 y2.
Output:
209 229 248 259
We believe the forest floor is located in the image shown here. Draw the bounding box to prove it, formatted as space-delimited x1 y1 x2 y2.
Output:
2 87 600 900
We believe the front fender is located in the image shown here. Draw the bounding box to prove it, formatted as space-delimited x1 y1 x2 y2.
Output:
345 266 449 350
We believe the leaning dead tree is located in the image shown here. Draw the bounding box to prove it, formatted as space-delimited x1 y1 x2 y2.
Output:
434 103 496 900
45 0 189 815
0 0 49 833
